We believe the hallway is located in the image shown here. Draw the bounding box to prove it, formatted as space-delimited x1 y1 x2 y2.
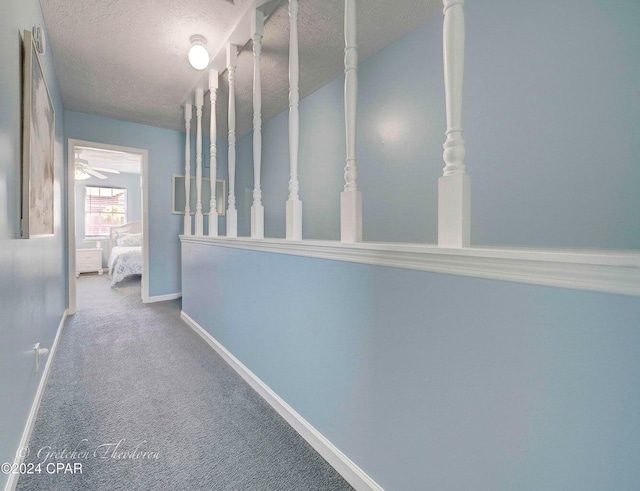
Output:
16 275 352 490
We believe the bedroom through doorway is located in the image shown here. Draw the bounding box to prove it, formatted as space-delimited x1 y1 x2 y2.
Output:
67 139 149 313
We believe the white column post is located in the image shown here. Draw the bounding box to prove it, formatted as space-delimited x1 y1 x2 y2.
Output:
226 44 238 238
208 70 219 237
183 102 192 236
194 88 204 236
251 10 265 239
340 0 362 243
438 0 470 248
286 0 302 241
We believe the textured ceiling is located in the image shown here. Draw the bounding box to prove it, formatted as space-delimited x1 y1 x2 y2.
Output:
41 0 441 137
41 0 252 130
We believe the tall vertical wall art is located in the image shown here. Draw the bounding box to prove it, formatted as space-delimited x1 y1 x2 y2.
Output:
21 29 55 238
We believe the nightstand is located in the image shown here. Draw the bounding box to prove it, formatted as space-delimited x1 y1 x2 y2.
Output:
76 248 103 276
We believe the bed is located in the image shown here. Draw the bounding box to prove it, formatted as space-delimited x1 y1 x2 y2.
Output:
108 221 142 287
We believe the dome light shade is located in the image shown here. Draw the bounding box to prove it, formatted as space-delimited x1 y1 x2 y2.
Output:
188 35 209 70
75 168 91 180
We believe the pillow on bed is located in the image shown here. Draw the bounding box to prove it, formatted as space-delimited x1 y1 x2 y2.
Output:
117 233 141 247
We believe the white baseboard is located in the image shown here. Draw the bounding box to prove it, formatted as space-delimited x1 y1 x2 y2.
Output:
4 310 68 491
180 311 383 491
143 292 182 303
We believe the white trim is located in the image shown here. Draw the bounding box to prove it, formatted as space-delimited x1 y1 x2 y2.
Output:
67 139 149 312
180 236 640 297
67 142 76 314
4 311 67 491
144 292 182 304
82 237 108 243
141 148 149 304
180 311 383 491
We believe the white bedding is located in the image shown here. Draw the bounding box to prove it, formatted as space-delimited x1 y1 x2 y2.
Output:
108 246 142 286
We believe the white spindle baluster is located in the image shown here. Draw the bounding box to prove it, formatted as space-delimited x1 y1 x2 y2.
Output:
340 0 361 243
286 0 302 241
226 44 238 238
194 88 204 236
251 10 265 239
438 0 470 248
208 70 219 237
183 102 192 236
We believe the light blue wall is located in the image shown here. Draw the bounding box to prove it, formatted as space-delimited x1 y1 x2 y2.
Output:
465 0 640 248
234 0 640 249
0 0 66 486
64 111 183 296
236 78 345 240
201 137 229 237
189 1 640 489
75 173 142 267
182 243 640 490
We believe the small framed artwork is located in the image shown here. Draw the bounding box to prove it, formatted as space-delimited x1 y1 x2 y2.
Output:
172 175 226 216
21 29 55 238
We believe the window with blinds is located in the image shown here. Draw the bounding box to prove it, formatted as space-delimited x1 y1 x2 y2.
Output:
85 186 127 237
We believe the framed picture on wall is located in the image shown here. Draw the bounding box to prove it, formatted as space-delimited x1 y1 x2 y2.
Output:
172 175 226 216
21 29 55 238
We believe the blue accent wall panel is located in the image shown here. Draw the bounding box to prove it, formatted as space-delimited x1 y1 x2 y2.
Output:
182 243 640 490
465 0 640 249
235 73 346 240
199 136 229 237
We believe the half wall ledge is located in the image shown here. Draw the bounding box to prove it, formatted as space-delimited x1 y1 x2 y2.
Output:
180 236 640 297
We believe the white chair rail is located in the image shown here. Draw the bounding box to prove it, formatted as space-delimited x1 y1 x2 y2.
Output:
180 235 640 297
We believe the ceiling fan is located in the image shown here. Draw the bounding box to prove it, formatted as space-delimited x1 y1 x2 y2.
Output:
74 150 120 180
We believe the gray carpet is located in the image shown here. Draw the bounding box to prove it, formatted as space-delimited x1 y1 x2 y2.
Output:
16 274 353 491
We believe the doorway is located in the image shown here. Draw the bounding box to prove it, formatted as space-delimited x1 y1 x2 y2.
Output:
67 139 149 314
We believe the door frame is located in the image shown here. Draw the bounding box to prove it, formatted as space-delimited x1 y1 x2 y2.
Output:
67 138 149 313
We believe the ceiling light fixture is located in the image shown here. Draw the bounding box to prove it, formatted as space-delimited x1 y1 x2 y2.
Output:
188 35 209 70
75 169 91 181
